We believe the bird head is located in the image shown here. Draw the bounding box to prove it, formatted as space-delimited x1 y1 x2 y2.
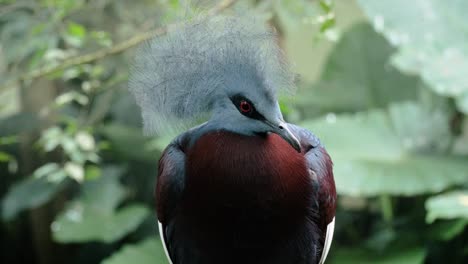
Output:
210 76 300 152
129 16 300 151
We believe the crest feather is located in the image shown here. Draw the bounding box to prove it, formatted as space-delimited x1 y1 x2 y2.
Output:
129 16 294 135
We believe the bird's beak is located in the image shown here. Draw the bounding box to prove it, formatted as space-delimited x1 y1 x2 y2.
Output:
267 121 301 153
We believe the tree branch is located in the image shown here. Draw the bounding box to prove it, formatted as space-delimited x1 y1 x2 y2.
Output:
0 0 238 92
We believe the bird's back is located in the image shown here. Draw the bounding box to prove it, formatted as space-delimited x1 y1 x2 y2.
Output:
166 131 321 264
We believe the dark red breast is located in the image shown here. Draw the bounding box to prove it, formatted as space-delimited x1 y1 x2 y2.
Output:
179 131 314 260
185 131 311 209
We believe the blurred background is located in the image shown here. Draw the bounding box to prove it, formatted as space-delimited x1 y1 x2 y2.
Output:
1 0 467 263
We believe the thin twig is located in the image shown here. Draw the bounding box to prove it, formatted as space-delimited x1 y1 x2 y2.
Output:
0 0 238 92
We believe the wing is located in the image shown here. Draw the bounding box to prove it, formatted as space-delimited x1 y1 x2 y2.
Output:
288 124 337 264
156 133 190 264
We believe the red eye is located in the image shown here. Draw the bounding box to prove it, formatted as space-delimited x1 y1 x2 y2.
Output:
239 100 252 113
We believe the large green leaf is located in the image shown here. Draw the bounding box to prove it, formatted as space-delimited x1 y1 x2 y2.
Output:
1 177 66 221
357 0 468 114
329 247 425 264
425 191 468 223
302 102 468 196
101 237 169 264
100 124 159 162
52 167 150 243
298 23 418 112
52 204 149 243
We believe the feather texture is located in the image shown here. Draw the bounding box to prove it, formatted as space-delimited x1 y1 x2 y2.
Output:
129 16 294 135
155 124 336 264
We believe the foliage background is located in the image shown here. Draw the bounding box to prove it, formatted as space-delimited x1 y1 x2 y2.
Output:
1 0 467 263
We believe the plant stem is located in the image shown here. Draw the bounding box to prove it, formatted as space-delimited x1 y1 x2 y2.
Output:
380 194 394 223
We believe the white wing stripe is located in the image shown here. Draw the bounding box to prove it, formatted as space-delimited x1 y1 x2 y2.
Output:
158 221 174 264
318 217 335 264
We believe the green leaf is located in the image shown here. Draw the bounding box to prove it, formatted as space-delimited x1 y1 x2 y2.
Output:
1 177 66 221
52 166 150 243
299 23 418 112
100 124 159 162
90 31 112 47
80 166 126 212
101 237 169 264
64 162 85 182
302 103 468 196
64 22 87 47
330 247 425 264
357 0 468 114
85 165 101 180
67 22 86 38
319 0 333 13
387 102 451 152
33 163 61 178
0 135 18 145
0 151 12 162
426 191 468 223
429 219 468 241
456 93 468 114
55 91 89 106
52 205 150 243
